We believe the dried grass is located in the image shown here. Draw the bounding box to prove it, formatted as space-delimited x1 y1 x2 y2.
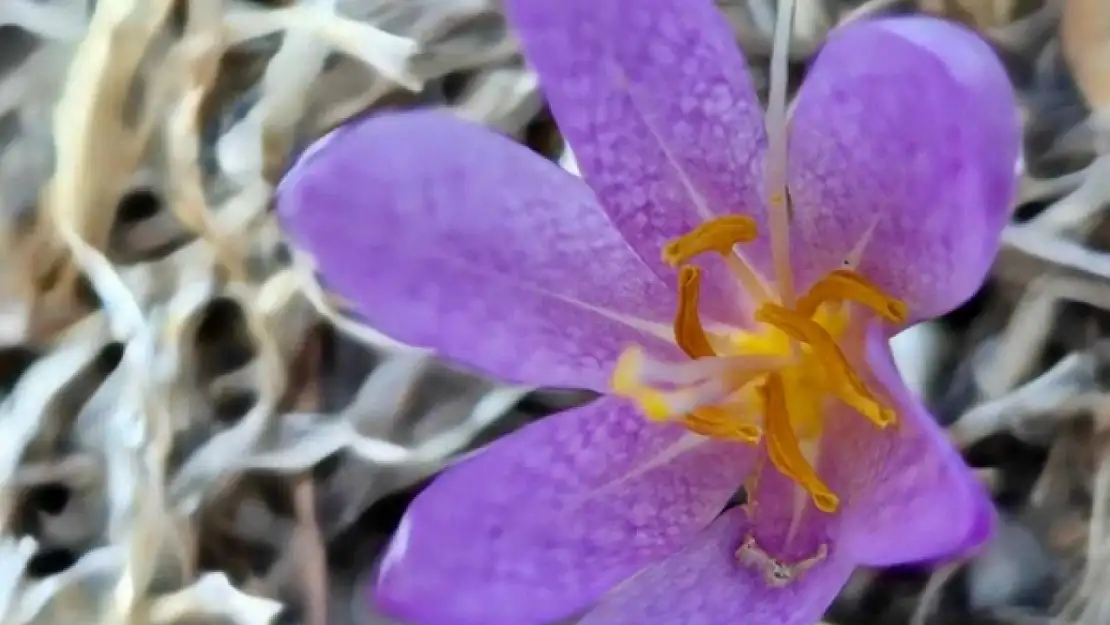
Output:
0 1 548 624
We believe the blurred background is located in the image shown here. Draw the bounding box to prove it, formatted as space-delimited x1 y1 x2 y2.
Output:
0 0 1103 624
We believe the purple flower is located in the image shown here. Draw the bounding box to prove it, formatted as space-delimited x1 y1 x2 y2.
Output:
276 2 1018 624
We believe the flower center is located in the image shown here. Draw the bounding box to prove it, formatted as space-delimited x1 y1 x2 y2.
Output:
611 216 908 513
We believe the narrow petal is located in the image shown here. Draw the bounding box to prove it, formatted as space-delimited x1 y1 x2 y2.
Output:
278 110 681 390
787 16 1019 320
580 506 854 625
374 396 754 625
504 0 769 323
820 320 994 566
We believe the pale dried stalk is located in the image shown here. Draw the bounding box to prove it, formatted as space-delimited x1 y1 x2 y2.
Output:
164 0 245 278
219 0 337 184
0 0 85 41
221 1 420 89
290 477 327 625
953 349 1107 448
0 319 109 531
46 0 173 250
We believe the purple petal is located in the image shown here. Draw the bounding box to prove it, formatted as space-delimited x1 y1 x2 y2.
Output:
580 506 854 625
820 320 995 566
374 396 755 625
278 110 682 391
504 0 769 323
787 16 1019 320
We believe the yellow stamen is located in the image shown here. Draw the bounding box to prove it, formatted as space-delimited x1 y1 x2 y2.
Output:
661 216 758 266
674 266 716 359
684 406 763 443
762 374 839 512
795 269 909 324
617 207 908 524
754 304 896 428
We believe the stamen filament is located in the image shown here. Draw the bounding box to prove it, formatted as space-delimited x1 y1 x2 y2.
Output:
723 253 776 305
633 377 735 421
615 345 789 389
765 0 797 307
613 346 788 419
762 374 839 512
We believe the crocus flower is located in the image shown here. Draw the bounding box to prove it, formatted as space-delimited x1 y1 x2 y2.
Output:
276 1 1018 624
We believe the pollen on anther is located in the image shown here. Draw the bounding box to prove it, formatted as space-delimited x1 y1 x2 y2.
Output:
876 407 897 428
660 215 758 266
813 492 839 512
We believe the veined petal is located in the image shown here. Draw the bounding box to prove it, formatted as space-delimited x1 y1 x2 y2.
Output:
820 319 994 566
504 0 769 324
278 110 680 391
787 16 1019 320
580 506 854 625
374 396 755 625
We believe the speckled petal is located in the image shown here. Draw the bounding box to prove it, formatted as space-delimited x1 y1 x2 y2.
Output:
504 0 769 323
787 16 1019 320
373 396 755 625
579 506 854 625
277 110 681 391
820 320 995 566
